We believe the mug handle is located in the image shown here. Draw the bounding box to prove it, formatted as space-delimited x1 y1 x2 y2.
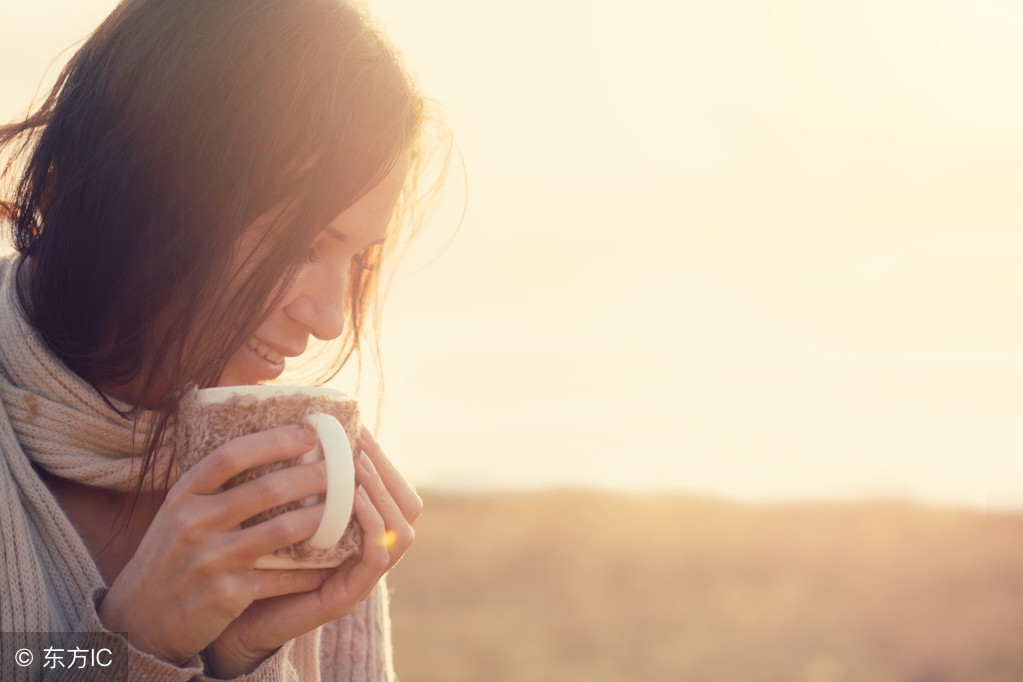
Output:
302 413 356 550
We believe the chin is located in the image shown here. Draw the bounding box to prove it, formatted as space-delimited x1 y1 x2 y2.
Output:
218 372 257 387
217 363 252 387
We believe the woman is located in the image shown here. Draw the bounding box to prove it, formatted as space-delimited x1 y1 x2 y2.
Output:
0 0 443 678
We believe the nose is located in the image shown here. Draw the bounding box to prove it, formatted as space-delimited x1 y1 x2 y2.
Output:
284 261 348 341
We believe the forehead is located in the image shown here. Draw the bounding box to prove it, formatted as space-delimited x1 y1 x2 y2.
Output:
326 152 410 242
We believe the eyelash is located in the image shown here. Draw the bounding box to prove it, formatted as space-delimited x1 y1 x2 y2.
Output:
353 250 375 270
304 244 377 271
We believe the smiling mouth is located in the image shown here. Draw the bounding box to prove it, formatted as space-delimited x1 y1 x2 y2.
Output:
248 338 285 364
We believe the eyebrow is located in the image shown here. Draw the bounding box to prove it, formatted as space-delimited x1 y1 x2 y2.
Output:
324 226 385 246
324 227 348 242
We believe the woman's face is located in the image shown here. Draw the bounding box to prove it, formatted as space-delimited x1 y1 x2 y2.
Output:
217 153 410 387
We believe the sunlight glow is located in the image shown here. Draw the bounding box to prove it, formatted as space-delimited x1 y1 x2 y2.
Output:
4 0 1023 508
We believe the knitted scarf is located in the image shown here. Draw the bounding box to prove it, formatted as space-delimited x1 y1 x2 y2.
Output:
0 255 394 681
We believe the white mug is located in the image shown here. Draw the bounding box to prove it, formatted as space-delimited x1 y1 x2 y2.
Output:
191 385 358 569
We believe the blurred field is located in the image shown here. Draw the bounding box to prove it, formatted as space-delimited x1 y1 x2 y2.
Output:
387 490 1023 682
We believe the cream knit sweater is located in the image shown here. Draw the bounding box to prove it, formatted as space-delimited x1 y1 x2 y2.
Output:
0 255 395 681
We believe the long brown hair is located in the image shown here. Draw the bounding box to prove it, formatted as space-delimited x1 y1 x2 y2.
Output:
0 0 447 490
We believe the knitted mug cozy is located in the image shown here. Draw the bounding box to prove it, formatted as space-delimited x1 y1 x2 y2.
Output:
176 389 363 568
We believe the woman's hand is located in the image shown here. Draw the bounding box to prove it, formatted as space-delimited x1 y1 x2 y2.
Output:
203 427 423 679
97 425 334 666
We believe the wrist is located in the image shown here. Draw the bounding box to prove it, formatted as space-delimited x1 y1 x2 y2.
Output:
203 642 278 679
97 589 194 667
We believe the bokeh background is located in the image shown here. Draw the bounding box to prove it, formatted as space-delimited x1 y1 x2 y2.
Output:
3 1 1023 680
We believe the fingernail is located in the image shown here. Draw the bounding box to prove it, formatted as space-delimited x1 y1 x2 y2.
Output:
359 426 374 444
357 485 370 503
298 426 318 445
359 449 377 475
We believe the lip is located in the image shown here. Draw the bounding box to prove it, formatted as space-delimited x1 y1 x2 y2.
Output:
239 339 287 382
251 335 308 359
260 338 306 359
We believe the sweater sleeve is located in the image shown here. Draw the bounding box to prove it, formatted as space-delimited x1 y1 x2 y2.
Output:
192 641 301 682
36 586 204 681
40 581 395 681
318 577 396 682
54 587 304 682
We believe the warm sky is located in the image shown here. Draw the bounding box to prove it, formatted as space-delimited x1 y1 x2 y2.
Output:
3 1 1023 508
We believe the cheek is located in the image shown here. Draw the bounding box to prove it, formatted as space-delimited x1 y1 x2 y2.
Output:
217 346 251 386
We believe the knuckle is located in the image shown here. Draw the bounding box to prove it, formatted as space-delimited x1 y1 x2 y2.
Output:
255 569 293 599
211 441 245 477
269 427 290 452
305 460 328 490
265 519 292 548
176 518 202 546
392 526 415 551
274 569 296 592
272 426 304 457
164 499 205 544
251 474 286 505
212 576 249 617
266 513 303 548
409 493 424 520
192 548 222 576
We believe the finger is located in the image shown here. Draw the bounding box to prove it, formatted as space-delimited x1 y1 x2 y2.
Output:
354 448 408 536
231 487 390 636
212 459 328 529
356 427 423 523
248 568 329 601
354 452 416 560
228 504 325 562
318 485 391 609
228 484 386 633
184 425 320 495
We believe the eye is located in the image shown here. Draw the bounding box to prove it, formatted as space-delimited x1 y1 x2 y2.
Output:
305 244 321 263
352 245 379 271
